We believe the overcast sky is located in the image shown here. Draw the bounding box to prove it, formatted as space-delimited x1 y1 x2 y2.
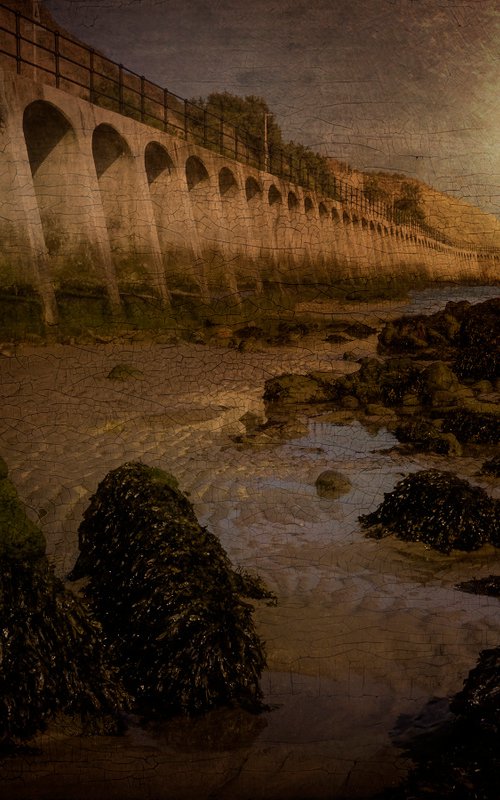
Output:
44 0 500 217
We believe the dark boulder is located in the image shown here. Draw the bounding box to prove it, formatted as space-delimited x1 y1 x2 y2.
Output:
359 469 499 554
0 469 126 745
70 462 275 717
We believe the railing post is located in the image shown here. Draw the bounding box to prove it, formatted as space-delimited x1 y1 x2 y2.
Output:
163 88 168 132
219 116 224 154
140 76 145 122
15 11 21 74
89 49 95 103
118 64 124 113
54 31 60 88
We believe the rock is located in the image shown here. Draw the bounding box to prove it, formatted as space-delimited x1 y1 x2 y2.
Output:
395 420 462 456
70 462 275 716
451 647 500 731
106 363 144 381
342 351 358 361
264 373 328 404
481 455 500 477
341 395 360 410
441 408 499 444
421 361 459 393
0 473 126 743
359 469 499 554
315 470 352 499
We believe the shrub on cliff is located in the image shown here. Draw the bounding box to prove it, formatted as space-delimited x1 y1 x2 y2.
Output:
70 462 275 716
0 461 126 746
359 469 499 554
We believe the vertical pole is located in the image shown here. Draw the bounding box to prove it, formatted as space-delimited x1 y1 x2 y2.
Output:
54 32 60 88
219 116 224 154
118 64 124 114
163 88 168 132
264 112 269 172
15 12 21 75
89 49 95 103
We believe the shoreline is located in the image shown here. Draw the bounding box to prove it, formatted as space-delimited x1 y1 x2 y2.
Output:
0 286 499 799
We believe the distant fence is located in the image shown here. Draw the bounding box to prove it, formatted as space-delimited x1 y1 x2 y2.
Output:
0 2 499 256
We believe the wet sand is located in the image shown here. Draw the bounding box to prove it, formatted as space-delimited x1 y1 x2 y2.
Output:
1 295 499 799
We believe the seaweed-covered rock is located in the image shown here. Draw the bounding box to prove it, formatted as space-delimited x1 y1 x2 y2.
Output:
0 471 126 745
481 455 500 477
70 462 275 716
359 470 499 554
457 576 500 598
378 298 499 366
395 420 462 456
441 408 499 445
451 647 500 732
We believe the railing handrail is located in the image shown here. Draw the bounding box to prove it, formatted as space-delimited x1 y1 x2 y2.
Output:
0 1 498 254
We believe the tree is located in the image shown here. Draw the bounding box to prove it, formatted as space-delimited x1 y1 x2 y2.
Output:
393 181 425 224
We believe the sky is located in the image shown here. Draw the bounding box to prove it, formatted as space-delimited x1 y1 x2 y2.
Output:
44 0 500 217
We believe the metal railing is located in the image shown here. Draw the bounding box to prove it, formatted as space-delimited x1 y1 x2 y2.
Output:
0 2 498 255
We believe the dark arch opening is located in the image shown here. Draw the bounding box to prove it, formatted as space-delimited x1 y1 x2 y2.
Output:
219 166 238 196
245 176 262 201
351 213 359 225
369 220 376 232
145 141 174 185
361 217 368 229
92 124 131 179
332 208 341 222
268 184 282 205
305 196 314 214
185 155 209 190
23 100 73 175
343 211 351 225
288 191 299 211
319 202 328 219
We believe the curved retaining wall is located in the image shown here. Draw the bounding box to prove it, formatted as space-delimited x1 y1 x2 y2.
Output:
0 69 496 327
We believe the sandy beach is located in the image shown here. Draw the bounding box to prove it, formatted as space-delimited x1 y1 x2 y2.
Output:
1 292 499 799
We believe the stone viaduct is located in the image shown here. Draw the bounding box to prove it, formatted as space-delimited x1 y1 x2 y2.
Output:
0 2 497 330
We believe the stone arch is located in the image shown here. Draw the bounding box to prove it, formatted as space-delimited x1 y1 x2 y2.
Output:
343 211 351 225
218 166 238 197
377 223 383 235
185 155 209 190
370 220 376 232
319 202 329 219
361 217 368 229
145 141 174 185
92 123 154 293
268 184 282 205
351 213 359 225
23 100 78 260
305 196 314 215
288 191 299 211
92 123 132 178
332 208 341 222
245 176 262 201
145 142 181 269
